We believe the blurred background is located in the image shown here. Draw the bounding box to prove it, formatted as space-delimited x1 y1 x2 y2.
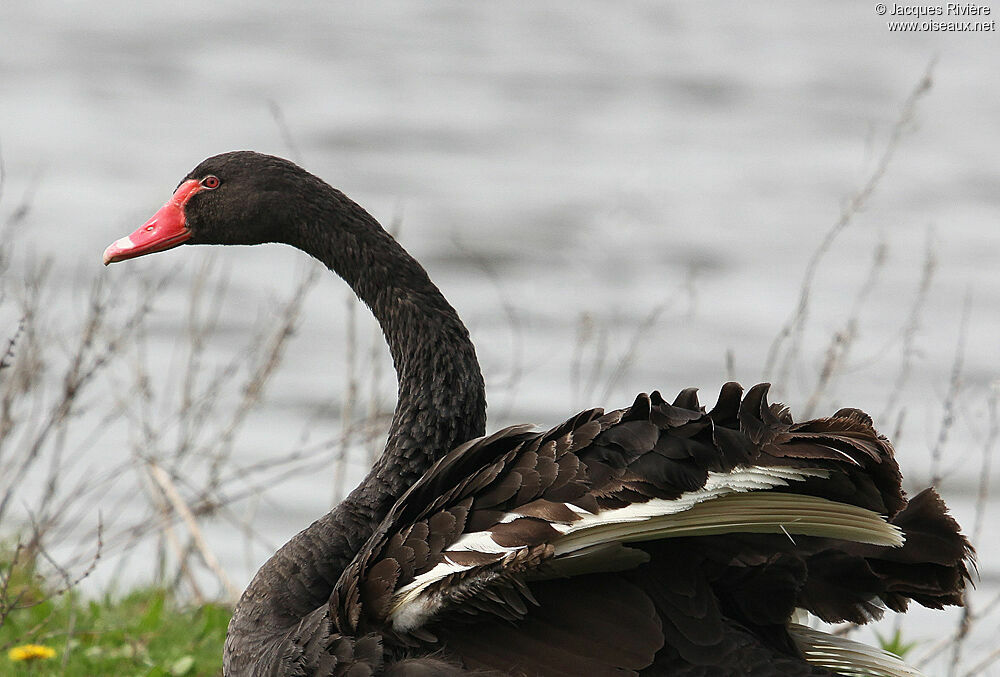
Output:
1 1 998 672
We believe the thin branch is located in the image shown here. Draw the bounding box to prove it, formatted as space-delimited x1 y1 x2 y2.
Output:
147 461 240 600
961 643 1000 677
764 60 935 382
802 239 888 418
929 290 972 487
0 317 21 371
600 302 669 404
875 232 936 420
948 384 999 676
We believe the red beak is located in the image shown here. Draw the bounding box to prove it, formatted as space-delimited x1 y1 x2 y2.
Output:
103 179 202 265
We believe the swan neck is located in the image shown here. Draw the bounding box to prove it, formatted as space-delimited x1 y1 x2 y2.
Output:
286 187 487 494
224 187 486 674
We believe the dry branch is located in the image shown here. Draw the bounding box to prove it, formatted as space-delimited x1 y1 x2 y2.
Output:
764 61 935 384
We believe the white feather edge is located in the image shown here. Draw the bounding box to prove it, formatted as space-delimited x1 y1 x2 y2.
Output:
551 492 903 554
388 464 904 630
788 623 926 677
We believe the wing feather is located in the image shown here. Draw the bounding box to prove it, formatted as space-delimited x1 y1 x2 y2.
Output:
327 382 971 676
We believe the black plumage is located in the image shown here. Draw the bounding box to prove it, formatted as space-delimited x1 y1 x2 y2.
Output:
104 151 973 676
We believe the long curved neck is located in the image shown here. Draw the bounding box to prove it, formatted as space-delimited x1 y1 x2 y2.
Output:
224 181 486 674
291 185 487 510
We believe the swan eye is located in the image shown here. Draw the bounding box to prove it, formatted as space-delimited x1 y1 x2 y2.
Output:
201 175 221 189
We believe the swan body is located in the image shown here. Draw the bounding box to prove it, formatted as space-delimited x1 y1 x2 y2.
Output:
105 152 972 677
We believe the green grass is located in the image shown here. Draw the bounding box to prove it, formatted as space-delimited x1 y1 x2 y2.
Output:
876 627 918 661
1 580 229 677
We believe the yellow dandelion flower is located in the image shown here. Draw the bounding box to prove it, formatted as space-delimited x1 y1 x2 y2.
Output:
8 644 57 661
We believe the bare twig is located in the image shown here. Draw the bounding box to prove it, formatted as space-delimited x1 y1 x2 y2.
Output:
203 267 318 497
0 317 21 371
450 236 526 422
571 313 595 409
0 542 27 629
929 290 972 487
948 383 998 676
0 274 152 522
764 61 935 383
879 233 936 420
971 384 998 554
147 461 240 600
32 518 103 600
599 302 669 404
0 521 102 637
802 240 888 418
961 642 1000 677
2 166 44 236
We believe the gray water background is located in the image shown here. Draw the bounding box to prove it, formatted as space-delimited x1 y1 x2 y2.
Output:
1 1 998 670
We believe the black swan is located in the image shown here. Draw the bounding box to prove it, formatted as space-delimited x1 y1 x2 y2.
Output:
104 151 972 676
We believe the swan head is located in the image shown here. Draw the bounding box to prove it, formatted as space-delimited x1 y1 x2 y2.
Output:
104 151 319 264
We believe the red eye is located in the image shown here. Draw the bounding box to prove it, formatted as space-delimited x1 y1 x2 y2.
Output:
201 175 220 189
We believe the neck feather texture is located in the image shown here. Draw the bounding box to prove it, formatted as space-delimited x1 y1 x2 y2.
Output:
224 182 486 673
